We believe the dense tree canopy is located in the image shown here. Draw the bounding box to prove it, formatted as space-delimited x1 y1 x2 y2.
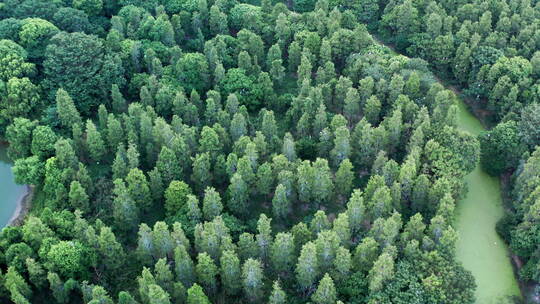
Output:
0 0 517 303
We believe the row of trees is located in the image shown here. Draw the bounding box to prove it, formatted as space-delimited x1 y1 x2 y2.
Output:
0 0 481 303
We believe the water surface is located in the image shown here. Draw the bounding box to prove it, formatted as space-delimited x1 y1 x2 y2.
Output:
0 146 27 227
455 100 521 303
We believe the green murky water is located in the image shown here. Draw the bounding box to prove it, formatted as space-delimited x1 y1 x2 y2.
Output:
455 100 522 303
0 146 26 227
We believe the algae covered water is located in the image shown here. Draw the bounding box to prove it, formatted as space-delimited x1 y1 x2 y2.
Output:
0 146 27 227
455 100 521 303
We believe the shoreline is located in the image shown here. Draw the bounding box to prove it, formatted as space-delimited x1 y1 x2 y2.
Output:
7 185 33 226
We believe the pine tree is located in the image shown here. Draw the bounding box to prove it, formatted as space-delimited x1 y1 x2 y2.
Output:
46 272 66 303
295 242 319 291
270 232 295 276
209 5 228 35
335 159 354 200
238 233 258 261
111 84 127 113
344 88 360 123
97 227 126 276
310 210 330 234
230 113 247 142
154 258 174 295
174 245 195 288
85 120 105 161
330 126 350 168
199 126 222 157
118 291 138 304
126 143 140 169
256 214 273 263
68 181 89 213
112 145 128 180
333 246 351 282
191 153 212 192
347 190 365 236
186 195 202 224
148 167 165 203
25 258 46 289
312 158 334 205
297 53 313 86
126 168 152 212
138 267 156 304
268 281 287 304
236 156 255 186
187 284 210 304
147 284 171 304
152 221 175 260
242 258 264 302
315 230 340 272
272 184 289 219
55 138 77 170
311 273 336 304
353 237 379 272
256 162 274 196
98 104 108 131
227 173 248 217
88 286 115 304
157 146 181 186
368 251 395 292
333 213 351 247
196 252 218 295
56 89 81 129
202 187 223 221
297 160 314 203
107 114 124 153
282 133 296 162
164 181 192 217
220 250 241 295
112 179 140 233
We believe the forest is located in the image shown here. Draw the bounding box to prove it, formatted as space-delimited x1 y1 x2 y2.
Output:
0 0 537 303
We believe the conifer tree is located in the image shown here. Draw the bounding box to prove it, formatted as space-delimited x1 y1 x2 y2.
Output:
268 281 287 304
191 153 212 192
220 250 241 295
68 181 89 213
56 89 81 129
174 245 195 288
227 173 248 217
270 232 295 276
311 273 336 304
126 168 152 212
187 284 210 304
202 187 223 221
256 214 273 263
164 181 192 217
295 242 319 291
242 258 264 302
272 184 290 219
196 253 218 295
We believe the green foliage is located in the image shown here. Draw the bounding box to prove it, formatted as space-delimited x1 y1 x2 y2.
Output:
45 240 94 279
219 68 260 111
479 121 524 176
0 1 491 303
164 181 192 217
43 32 124 115
175 53 210 93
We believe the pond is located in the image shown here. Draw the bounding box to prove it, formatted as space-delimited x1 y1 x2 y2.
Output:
0 146 28 228
455 100 522 303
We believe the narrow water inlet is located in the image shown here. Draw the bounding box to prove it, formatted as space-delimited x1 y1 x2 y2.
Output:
454 99 522 303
